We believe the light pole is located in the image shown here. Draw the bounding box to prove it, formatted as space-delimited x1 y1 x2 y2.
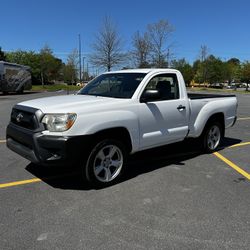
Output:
87 63 89 78
82 57 85 81
78 34 82 83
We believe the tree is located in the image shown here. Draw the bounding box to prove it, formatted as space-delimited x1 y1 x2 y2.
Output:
193 55 226 84
0 47 6 61
171 58 194 86
39 45 63 85
40 45 53 85
63 49 78 84
224 58 241 85
193 59 204 84
147 19 174 67
241 62 250 91
6 50 26 64
227 58 240 65
6 50 42 84
6 48 63 85
90 16 124 71
131 31 151 68
197 45 209 84
205 55 225 83
199 45 209 62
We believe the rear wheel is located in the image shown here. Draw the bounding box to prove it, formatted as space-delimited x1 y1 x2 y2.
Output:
202 121 223 153
84 139 127 187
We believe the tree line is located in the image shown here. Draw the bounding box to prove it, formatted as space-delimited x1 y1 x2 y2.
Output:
1 17 250 90
0 45 84 85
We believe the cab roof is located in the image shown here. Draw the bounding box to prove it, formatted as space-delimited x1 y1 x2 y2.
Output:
103 68 179 74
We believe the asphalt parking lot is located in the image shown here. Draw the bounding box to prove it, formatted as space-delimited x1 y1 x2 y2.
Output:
0 91 250 250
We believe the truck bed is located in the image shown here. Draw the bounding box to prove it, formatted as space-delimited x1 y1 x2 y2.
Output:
188 93 236 99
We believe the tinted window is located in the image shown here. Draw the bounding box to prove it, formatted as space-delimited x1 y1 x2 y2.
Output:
78 73 146 98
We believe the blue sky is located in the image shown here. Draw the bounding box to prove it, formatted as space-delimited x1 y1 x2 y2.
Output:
1 0 250 67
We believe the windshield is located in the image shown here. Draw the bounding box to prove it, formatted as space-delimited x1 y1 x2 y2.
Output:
78 73 146 98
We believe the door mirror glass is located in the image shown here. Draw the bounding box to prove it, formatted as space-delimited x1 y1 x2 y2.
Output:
140 89 160 102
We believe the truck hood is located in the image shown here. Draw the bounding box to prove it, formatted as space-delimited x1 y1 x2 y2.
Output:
18 94 129 113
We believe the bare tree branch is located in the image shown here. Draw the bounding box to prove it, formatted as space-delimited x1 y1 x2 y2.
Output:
90 16 124 71
147 19 174 68
131 31 151 68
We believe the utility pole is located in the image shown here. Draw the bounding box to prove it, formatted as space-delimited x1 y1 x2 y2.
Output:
82 57 85 81
78 34 82 83
166 48 170 68
87 63 89 80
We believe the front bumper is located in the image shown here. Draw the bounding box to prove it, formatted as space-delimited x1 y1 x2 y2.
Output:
6 123 90 166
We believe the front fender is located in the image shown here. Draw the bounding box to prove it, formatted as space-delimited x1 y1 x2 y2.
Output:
63 110 140 152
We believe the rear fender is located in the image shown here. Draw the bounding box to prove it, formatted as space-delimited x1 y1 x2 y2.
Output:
190 99 230 137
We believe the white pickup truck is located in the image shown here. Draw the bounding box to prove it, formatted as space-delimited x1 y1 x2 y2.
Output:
7 69 237 186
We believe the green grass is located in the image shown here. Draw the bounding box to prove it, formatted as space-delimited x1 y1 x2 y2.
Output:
32 84 82 92
187 87 250 94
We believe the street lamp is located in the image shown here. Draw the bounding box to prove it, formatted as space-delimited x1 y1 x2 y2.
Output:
78 34 82 83
82 57 85 81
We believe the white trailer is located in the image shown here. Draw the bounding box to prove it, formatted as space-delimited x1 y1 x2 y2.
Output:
0 61 32 94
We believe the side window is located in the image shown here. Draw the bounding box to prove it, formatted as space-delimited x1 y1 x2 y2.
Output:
145 73 179 100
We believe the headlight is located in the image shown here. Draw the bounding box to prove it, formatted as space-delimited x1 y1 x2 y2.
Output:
42 113 77 132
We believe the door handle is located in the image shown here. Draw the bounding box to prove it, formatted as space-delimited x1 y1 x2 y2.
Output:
177 105 186 111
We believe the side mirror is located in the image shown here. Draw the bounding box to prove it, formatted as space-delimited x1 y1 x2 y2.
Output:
140 89 161 103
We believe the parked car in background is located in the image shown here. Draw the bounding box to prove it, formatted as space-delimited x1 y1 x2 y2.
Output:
242 83 250 88
210 83 224 89
226 84 236 89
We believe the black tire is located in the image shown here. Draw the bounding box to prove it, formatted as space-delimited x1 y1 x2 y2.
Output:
84 139 127 187
201 121 223 153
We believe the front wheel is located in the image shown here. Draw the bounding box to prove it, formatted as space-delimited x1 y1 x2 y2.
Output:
84 139 127 187
202 122 223 153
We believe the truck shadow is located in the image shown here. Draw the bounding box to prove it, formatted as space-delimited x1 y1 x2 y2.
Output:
25 137 241 190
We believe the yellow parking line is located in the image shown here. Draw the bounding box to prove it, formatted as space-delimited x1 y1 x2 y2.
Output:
0 178 42 188
0 172 78 189
0 139 6 143
213 152 250 180
228 142 250 148
237 117 250 121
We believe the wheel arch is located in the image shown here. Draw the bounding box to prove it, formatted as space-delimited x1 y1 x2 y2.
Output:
92 127 133 153
204 112 225 137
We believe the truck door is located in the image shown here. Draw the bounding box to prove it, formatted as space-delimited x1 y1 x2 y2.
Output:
138 73 189 149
